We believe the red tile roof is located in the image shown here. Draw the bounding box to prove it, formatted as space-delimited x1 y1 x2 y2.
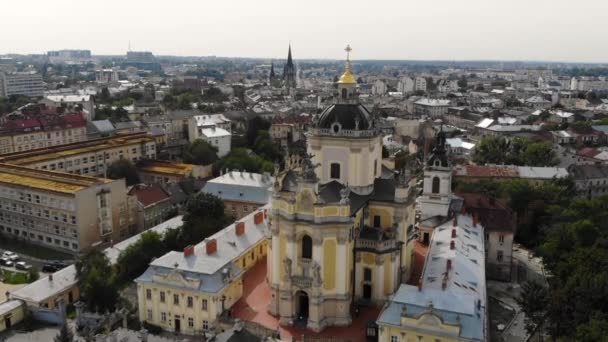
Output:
454 165 519 178
577 147 599 158
0 112 86 136
128 184 170 207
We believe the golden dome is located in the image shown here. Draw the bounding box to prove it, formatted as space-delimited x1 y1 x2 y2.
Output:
338 62 357 84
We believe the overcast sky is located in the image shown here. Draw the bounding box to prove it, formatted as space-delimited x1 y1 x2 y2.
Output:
2 0 608 63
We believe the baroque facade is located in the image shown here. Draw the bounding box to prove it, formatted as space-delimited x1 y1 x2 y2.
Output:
267 47 417 332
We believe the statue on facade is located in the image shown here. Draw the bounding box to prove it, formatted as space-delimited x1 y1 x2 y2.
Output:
340 184 350 205
283 257 292 280
301 153 320 181
312 261 322 285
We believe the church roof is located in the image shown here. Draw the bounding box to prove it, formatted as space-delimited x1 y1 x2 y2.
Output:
316 103 373 130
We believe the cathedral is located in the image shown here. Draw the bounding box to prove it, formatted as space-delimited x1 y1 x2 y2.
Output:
282 44 297 89
267 46 418 332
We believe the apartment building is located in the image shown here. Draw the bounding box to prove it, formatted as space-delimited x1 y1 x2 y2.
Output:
0 72 44 98
0 113 87 155
202 171 273 220
0 163 131 253
138 160 211 185
136 209 269 335
0 133 157 178
187 114 232 157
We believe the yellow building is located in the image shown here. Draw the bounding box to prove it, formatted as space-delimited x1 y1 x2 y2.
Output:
0 300 25 331
0 132 157 177
376 214 488 342
0 162 131 252
268 46 417 332
136 208 269 334
138 160 212 185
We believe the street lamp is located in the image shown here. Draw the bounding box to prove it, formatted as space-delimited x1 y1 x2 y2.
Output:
221 295 226 315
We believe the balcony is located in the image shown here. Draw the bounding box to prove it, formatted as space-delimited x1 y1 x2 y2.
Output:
310 128 377 138
355 227 401 253
291 275 313 288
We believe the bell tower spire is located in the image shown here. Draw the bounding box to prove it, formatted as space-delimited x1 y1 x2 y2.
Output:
336 44 357 104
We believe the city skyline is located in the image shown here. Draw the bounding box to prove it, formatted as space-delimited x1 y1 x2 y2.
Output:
2 0 608 63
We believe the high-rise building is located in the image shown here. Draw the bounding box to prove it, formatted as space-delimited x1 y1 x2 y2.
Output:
47 50 91 63
282 45 297 89
0 72 44 98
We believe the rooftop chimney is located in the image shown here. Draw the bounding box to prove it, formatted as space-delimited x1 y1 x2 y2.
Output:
183 245 195 257
236 221 245 236
49 274 53 282
254 211 264 225
450 240 455 250
452 216 458 227
446 259 452 270
206 239 217 255
451 229 457 238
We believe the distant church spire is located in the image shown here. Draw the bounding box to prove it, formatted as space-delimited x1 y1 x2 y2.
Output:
283 44 297 89
269 62 276 81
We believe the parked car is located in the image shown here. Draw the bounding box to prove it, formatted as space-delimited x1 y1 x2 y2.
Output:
15 261 32 271
2 251 19 261
1 258 14 267
51 261 68 270
41 264 58 273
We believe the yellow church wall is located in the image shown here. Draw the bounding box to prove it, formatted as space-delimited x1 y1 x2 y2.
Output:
279 235 287 280
368 206 394 228
323 239 337 291
361 252 375 265
384 256 391 295
379 325 461 342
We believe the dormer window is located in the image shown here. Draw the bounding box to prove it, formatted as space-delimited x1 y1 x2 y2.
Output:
434 160 441 167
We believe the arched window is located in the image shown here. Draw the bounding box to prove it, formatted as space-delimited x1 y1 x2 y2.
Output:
341 88 347 99
301 235 313 259
432 176 440 194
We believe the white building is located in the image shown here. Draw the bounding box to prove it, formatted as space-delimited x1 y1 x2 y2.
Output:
0 72 44 98
187 114 232 157
42 94 95 121
95 69 119 84
398 76 415 93
413 98 450 117
415 77 427 92
371 79 387 95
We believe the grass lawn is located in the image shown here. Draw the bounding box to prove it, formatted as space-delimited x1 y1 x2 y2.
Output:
0 238 73 260
1 270 30 284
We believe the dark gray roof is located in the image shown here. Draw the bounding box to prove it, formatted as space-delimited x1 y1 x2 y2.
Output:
568 164 608 179
316 104 373 130
317 178 397 215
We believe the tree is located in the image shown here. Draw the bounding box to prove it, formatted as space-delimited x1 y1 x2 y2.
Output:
521 142 559 166
99 87 110 102
183 139 218 166
116 231 166 284
75 250 119 312
54 323 74 342
177 193 231 247
473 136 510 165
517 281 548 342
473 136 559 167
246 117 271 146
457 76 467 89
253 131 282 161
213 148 274 175
107 159 140 186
